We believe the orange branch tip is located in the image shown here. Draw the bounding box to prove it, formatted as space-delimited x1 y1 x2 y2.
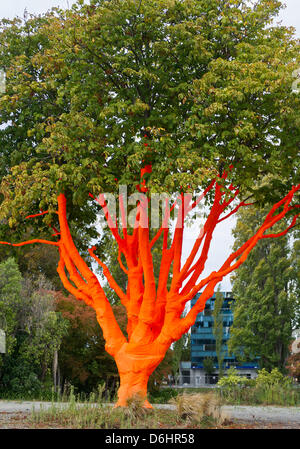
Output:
25 211 50 219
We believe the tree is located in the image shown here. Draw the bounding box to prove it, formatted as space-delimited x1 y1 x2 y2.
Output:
0 239 61 290
1 171 298 405
228 207 299 372
0 0 299 227
286 352 300 383
203 357 215 378
291 233 300 330
0 268 68 395
17 275 69 383
0 258 22 356
171 331 190 384
0 0 299 407
213 290 225 378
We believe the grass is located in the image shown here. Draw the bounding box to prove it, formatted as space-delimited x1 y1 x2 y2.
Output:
217 384 300 407
2 385 300 429
29 390 230 429
169 392 228 427
150 384 300 407
2 381 299 429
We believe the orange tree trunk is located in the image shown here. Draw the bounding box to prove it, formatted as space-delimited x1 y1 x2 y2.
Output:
113 341 168 407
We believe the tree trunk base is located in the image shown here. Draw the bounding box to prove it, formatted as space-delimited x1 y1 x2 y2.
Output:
114 371 152 408
113 342 168 408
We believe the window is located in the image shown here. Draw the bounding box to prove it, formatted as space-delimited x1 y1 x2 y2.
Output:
204 344 216 351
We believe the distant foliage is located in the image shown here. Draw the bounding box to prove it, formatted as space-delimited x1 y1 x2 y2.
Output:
229 207 299 372
0 261 68 398
217 367 254 388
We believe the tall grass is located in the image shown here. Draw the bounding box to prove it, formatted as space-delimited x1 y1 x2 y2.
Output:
30 389 228 429
217 384 300 406
31 391 161 429
169 392 228 427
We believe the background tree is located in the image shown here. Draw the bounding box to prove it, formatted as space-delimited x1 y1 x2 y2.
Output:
54 291 124 395
203 357 215 378
290 232 300 330
228 207 299 372
213 289 225 378
0 258 22 356
0 265 68 396
18 275 68 383
286 351 300 383
171 331 190 384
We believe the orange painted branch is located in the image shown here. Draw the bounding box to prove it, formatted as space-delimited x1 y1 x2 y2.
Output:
0 239 59 247
150 198 173 248
56 194 127 355
126 266 144 339
57 194 99 284
171 193 185 281
173 180 218 287
181 183 300 306
59 243 92 301
217 200 254 223
152 247 174 338
25 211 50 219
179 182 224 294
118 249 129 274
57 256 93 305
90 192 124 248
88 246 128 306
136 215 156 326
261 214 299 238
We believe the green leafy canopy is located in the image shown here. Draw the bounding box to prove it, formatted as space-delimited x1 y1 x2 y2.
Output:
0 0 299 237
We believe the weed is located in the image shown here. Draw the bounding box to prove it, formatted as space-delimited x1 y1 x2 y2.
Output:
169 392 227 426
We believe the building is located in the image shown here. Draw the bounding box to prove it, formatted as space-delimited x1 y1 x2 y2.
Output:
179 291 259 387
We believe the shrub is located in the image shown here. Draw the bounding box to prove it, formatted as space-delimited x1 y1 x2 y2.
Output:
149 387 178 404
217 367 299 406
255 368 293 387
217 367 254 389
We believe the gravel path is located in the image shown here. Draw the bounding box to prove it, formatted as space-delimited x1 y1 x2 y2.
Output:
222 405 300 425
0 400 299 428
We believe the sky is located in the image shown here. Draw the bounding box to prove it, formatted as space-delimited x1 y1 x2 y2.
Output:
0 0 299 291
0 0 299 36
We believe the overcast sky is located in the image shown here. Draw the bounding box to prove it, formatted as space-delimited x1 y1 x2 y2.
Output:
1 0 299 36
0 1 299 291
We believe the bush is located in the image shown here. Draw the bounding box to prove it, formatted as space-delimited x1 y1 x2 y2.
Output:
255 368 293 387
217 367 254 389
149 388 178 404
217 367 299 406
